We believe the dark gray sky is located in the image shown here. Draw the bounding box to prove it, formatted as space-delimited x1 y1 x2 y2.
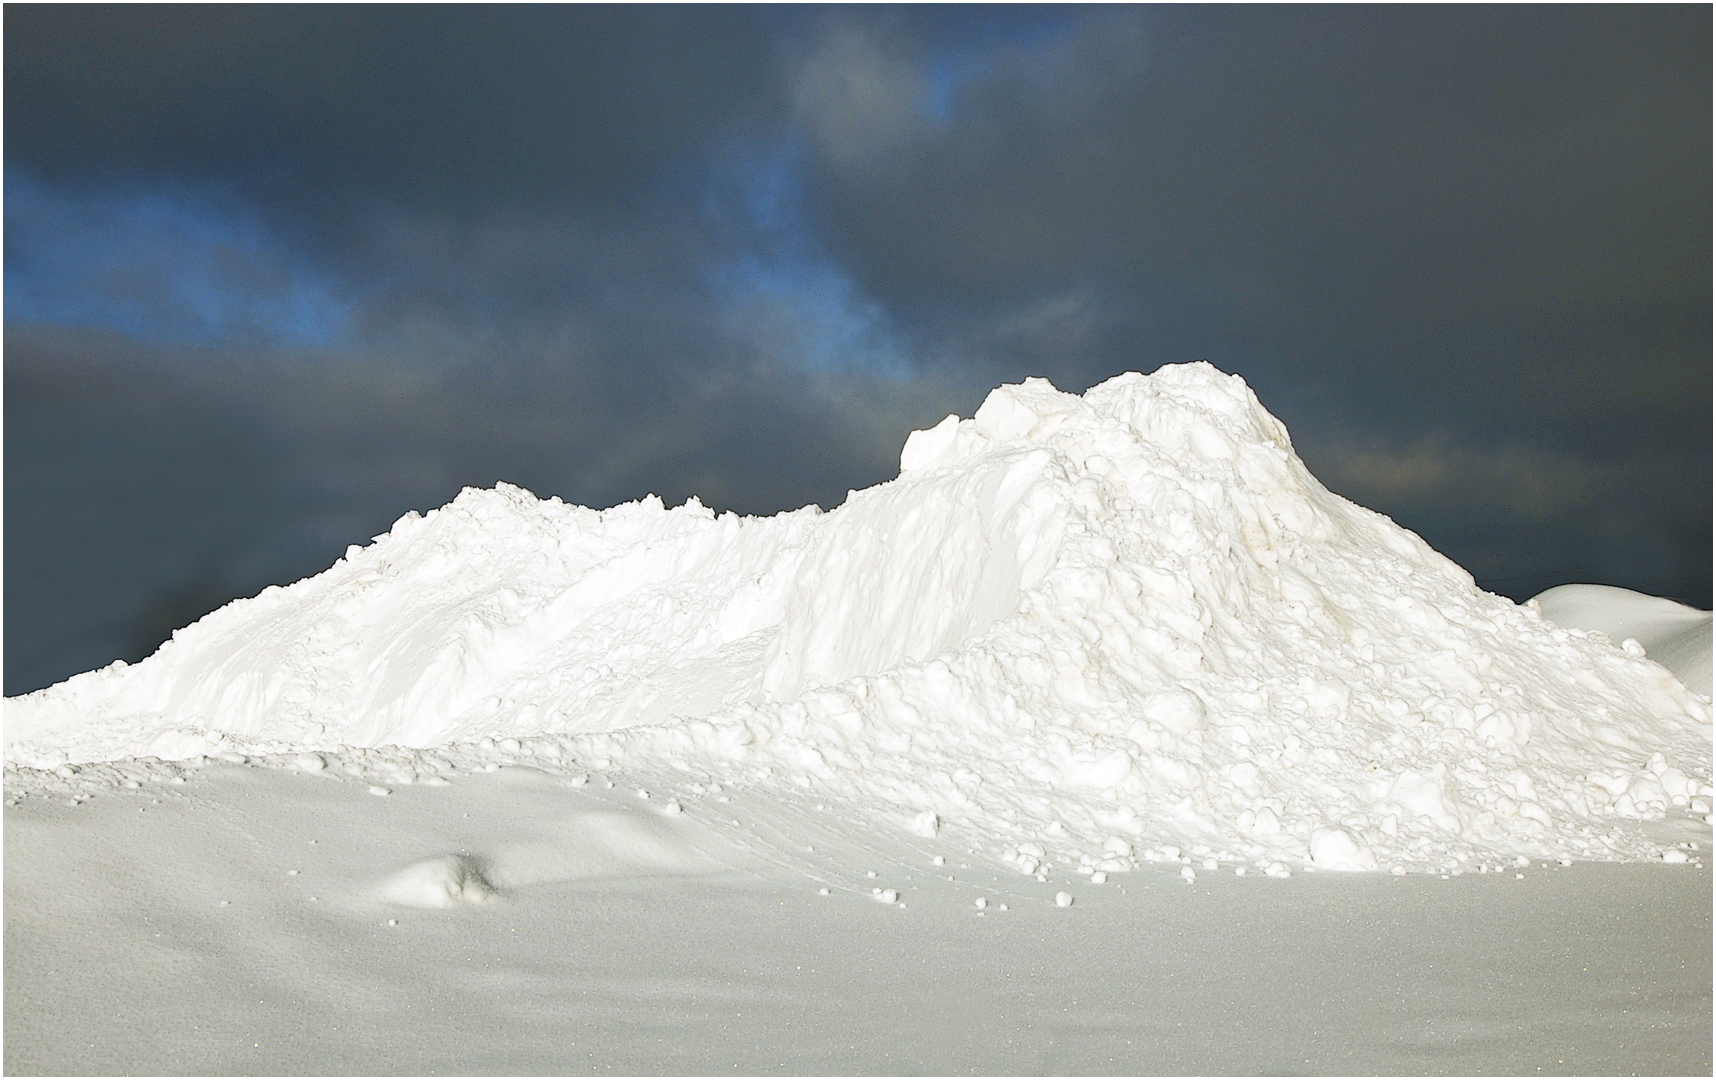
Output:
6 5 1710 696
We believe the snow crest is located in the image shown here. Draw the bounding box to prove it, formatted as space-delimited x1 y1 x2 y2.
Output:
7 363 1709 873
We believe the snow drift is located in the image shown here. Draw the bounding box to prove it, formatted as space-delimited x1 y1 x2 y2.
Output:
7 363 1710 874
1532 583 1712 698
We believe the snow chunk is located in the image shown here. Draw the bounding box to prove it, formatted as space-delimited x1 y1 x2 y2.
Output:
1310 828 1378 872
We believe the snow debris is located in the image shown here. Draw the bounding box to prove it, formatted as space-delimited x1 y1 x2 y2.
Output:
5 364 1709 874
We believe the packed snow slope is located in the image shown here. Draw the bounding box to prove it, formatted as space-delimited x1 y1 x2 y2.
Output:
7 363 1710 875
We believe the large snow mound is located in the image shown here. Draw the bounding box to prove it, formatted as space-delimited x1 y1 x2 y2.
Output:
7 363 1710 873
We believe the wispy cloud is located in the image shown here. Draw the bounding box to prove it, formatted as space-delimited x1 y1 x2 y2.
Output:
5 172 355 346
1312 435 1603 523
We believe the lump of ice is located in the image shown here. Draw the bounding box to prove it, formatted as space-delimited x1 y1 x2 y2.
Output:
6 363 1709 872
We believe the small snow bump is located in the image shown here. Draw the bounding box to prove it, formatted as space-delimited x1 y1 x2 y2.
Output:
974 897 987 909
379 855 494 907
1181 867 1196 883
1090 871 1107 884
1055 891 1074 907
368 786 391 797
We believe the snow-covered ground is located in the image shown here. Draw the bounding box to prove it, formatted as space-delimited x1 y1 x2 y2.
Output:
6 365 1709 1073
6 761 1710 1075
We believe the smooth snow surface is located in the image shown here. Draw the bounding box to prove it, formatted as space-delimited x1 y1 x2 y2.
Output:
7 364 1711 877
6 765 1710 1075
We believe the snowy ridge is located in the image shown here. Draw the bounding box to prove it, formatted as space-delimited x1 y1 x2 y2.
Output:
7 363 1710 874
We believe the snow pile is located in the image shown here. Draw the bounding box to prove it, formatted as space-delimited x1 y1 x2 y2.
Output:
7 363 1710 874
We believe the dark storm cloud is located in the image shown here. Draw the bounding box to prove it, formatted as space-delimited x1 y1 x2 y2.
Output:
4 6 942 482
5 4 783 221
5 6 1709 696
794 6 1707 383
